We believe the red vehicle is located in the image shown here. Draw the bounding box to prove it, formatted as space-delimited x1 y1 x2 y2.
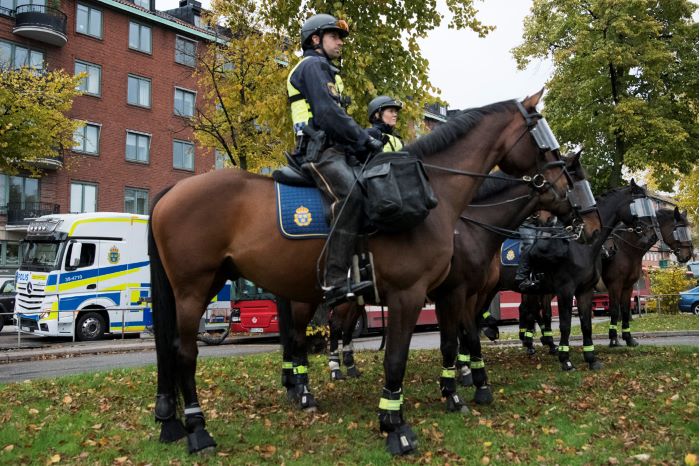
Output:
592 269 651 316
229 279 279 334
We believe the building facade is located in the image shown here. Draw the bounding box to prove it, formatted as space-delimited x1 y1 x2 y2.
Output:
0 0 218 274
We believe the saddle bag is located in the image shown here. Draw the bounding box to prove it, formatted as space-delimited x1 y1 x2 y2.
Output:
361 152 438 233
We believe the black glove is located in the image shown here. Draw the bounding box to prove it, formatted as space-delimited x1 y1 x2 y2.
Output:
365 137 384 154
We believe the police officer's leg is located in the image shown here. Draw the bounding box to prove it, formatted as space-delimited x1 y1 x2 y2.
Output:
515 247 534 288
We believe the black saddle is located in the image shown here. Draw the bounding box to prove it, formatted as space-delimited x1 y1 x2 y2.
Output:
272 152 315 187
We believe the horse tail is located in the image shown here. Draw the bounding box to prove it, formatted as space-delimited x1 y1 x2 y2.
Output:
148 186 179 400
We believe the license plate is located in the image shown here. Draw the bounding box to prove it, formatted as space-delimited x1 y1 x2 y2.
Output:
231 317 241 323
21 326 32 332
249 327 264 333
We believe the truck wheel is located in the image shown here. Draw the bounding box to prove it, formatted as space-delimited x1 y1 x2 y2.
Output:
76 312 106 341
351 311 366 339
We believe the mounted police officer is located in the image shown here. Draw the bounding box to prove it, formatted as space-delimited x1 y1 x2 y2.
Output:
367 96 403 152
287 13 384 306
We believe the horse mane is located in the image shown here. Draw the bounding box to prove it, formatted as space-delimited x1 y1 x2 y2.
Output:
405 100 517 159
470 171 523 203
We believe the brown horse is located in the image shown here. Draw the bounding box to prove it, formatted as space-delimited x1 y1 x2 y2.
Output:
148 91 579 455
603 206 693 346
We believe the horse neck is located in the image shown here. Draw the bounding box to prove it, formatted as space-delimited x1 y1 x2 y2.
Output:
614 227 651 260
655 209 677 249
592 191 631 252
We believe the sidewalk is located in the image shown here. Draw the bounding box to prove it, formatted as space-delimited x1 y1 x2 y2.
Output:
1 330 697 364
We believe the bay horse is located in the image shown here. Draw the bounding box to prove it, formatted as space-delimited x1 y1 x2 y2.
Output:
494 180 650 371
602 206 693 347
148 91 578 455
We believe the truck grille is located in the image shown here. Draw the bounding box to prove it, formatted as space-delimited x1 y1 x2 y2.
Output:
16 281 46 312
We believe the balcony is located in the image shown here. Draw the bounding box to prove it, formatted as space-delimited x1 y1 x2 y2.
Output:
13 5 67 47
6 202 60 227
25 154 64 171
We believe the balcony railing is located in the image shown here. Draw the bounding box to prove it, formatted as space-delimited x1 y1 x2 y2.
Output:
13 5 67 47
25 154 64 171
6 202 60 226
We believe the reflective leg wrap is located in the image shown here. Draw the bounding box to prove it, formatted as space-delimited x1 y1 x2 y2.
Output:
519 328 526 341
609 325 620 347
440 368 467 413
329 351 344 380
155 394 186 443
558 345 575 371
470 359 493 405
455 354 472 387
343 349 360 378
378 388 417 455
293 363 317 410
184 403 216 454
524 331 535 355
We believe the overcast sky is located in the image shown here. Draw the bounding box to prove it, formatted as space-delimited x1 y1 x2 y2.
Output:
155 0 549 110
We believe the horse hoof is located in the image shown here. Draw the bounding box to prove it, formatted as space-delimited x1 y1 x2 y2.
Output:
346 366 361 378
474 386 493 405
458 371 473 387
526 347 536 356
159 418 187 443
445 393 468 413
187 428 217 454
625 338 639 348
548 346 558 356
286 388 296 403
299 392 318 411
588 360 603 371
386 424 418 456
609 340 620 348
483 327 499 341
330 369 346 381
561 361 576 371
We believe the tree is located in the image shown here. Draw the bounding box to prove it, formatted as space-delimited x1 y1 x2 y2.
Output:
191 0 293 172
259 0 493 139
513 0 698 193
0 66 82 175
675 164 698 228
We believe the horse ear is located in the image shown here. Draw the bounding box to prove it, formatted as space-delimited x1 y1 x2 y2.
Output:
674 206 682 220
521 88 545 109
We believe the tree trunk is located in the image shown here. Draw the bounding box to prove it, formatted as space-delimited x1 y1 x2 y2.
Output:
608 62 625 189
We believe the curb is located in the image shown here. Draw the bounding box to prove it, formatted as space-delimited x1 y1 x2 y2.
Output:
0 331 697 364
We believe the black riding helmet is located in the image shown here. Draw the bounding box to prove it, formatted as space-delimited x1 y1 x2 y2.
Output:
301 14 350 49
368 96 403 122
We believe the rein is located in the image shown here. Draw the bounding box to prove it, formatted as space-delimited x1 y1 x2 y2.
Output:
459 215 578 240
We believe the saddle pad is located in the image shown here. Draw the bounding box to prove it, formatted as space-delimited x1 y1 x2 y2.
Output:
501 238 521 266
275 182 330 239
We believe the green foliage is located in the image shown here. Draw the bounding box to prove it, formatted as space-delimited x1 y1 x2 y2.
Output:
513 0 699 193
0 67 83 175
676 164 698 228
259 0 493 138
649 266 695 313
192 0 293 172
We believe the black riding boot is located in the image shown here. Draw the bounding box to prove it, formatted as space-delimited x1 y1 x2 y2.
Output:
516 250 538 292
323 230 373 307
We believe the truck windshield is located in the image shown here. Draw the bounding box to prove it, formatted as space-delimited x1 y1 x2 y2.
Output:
20 241 64 271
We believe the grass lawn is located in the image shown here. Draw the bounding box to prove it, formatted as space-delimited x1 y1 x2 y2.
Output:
0 345 697 465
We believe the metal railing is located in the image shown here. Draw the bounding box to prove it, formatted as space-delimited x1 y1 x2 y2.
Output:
5 202 60 225
14 4 67 34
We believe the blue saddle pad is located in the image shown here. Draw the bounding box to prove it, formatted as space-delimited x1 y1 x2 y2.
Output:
275 182 330 239
501 239 522 266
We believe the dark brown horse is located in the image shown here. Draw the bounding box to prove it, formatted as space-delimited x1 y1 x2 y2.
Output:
603 206 693 346
148 91 579 455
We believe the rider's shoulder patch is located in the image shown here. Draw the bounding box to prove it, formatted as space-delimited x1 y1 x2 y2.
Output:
327 82 339 97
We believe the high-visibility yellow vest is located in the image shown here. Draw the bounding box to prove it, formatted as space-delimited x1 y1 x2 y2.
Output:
287 56 344 136
383 134 403 152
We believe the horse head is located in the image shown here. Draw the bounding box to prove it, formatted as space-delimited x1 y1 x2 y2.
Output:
607 179 650 229
657 206 694 263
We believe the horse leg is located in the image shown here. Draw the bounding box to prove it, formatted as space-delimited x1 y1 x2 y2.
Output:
455 327 473 387
539 295 557 354
378 292 423 455
557 292 576 371
620 287 639 347
435 291 468 413
464 315 493 405
518 300 527 344
342 303 361 378
577 290 602 370
608 288 622 347
328 306 346 381
287 301 319 411
521 295 537 356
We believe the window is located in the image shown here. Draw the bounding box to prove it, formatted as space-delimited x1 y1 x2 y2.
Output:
0 175 39 213
73 122 100 155
5 242 19 267
124 187 148 214
174 88 195 117
127 75 151 107
1 0 45 13
132 0 149 8
214 149 227 169
76 3 102 39
173 140 194 171
74 60 101 96
70 182 97 213
65 242 96 269
128 22 151 54
0 39 44 70
126 131 150 163
175 36 196 67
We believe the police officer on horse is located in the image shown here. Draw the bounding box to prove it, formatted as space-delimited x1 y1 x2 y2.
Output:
287 13 383 306
367 95 404 152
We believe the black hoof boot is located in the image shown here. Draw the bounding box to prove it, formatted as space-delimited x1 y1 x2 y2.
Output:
345 365 361 378
457 365 473 387
330 369 346 381
548 345 558 355
623 333 639 347
296 388 318 412
482 326 499 341
526 345 536 356
560 360 575 371
583 350 603 370
445 392 469 413
159 418 187 443
441 371 469 414
474 385 493 405
386 424 418 456
609 338 620 347
588 360 603 370
187 428 217 454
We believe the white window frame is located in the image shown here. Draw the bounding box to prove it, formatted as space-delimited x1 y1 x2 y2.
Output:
124 187 149 215
174 87 196 117
127 74 151 108
128 21 152 54
214 149 227 169
173 139 195 171
0 39 44 70
74 60 101 96
175 35 197 67
70 181 97 214
125 130 151 164
72 121 101 155
76 3 102 39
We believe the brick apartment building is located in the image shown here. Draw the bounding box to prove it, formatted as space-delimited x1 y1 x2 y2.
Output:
0 0 222 274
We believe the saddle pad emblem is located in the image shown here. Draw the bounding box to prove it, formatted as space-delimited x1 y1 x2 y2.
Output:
275 182 330 239
501 238 521 266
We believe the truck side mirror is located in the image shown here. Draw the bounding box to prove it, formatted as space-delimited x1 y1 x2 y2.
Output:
67 242 82 268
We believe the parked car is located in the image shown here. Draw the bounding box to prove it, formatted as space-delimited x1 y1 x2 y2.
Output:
686 261 699 278
0 278 16 332
678 286 699 316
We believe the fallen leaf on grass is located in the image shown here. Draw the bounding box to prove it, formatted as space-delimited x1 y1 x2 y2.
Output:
481 456 490 465
631 454 650 462
113 456 128 464
685 453 698 465
62 395 72 404
28 408 39 415
3 445 14 452
46 454 61 465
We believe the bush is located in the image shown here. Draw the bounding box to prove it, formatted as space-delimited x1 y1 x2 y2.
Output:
649 267 695 314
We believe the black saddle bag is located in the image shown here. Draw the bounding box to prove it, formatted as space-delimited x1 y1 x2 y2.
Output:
361 152 438 233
